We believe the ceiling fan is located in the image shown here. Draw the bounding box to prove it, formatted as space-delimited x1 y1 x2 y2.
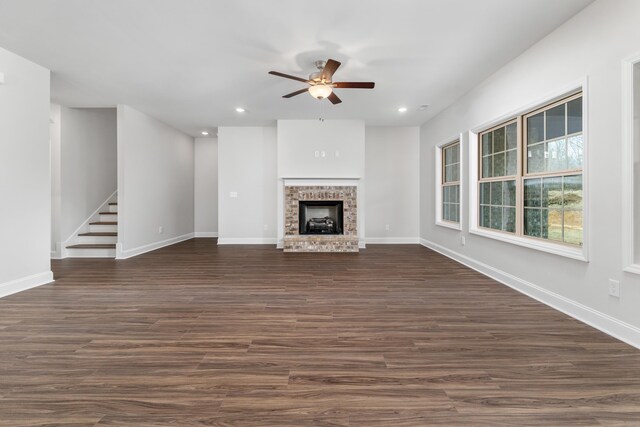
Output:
268 59 375 104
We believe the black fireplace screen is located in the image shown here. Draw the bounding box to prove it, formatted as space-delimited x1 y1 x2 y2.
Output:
299 200 344 235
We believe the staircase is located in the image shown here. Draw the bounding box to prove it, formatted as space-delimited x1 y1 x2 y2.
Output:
65 201 118 258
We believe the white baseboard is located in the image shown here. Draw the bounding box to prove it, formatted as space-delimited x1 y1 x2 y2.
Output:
420 238 640 350
0 271 54 299
194 232 218 238
366 237 420 244
218 237 277 245
116 233 194 259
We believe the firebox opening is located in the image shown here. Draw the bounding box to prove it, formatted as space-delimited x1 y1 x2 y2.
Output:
299 200 344 235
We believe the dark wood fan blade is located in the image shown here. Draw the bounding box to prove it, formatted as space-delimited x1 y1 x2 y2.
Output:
333 82 375 89
321 59 341 81
269 71 311 84
283 88 309 98
328 92 342 105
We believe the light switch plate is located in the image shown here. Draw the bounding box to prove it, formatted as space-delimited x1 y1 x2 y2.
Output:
230 191 238 198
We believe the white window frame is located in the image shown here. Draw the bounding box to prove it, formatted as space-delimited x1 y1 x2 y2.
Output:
435 134 464 230
469 79 589 262
622 52 640 274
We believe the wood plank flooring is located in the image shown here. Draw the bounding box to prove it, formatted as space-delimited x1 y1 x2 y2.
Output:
1 238 640 426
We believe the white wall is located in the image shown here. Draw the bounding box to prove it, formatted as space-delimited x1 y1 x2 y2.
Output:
277 120 365 178
0 46 52 297
420 0 640 346
57 107 117 246
365 126 420 242
194 136 218 236
276 120 366 246
217 127 277 243
50 103 61 253
117 105 194 258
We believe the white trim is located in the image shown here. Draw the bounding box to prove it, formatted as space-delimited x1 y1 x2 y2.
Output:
194 232 218 238
622 52 640 274
116 233 194 259
365 237 420 244
0 271 54 299
468 78 589 262
282 177 360 186
435 134 464 231
217 237 277 245
420 238 640 350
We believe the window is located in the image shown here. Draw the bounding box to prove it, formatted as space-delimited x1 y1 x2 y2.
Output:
441 141 460 224
476 92 584 249
623 55 640 273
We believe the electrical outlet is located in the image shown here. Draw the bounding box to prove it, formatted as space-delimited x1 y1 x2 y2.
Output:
263 224 269 231
321 150 326 158
461 236 466 246
314 150 319 158
229 191 238 198
158 226 163 234
385 224 390 231
608 279 620 298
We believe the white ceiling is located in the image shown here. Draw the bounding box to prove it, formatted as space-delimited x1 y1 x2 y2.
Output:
0 0 593 136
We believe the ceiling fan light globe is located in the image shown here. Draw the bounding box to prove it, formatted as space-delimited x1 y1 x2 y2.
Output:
308 84 333 100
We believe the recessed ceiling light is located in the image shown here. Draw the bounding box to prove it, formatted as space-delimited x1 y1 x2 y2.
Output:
398 107 408 113
201 131 209 136
235 107 246 113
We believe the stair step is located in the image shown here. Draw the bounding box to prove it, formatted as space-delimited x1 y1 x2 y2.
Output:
90 221 117 225
78 232 117 237
66 244 116 249
99 212 117 215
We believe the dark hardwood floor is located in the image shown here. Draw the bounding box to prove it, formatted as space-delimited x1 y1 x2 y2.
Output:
1 239 640 426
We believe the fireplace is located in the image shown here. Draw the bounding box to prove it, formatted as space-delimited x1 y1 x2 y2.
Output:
283 183 359 252
299 200 343 235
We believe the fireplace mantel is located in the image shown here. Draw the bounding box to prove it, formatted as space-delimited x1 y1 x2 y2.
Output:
282 177 360 187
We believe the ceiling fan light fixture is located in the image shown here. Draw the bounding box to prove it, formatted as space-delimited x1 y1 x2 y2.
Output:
308 84 333 100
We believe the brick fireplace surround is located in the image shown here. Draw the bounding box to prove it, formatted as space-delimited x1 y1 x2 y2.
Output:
283 184 358 252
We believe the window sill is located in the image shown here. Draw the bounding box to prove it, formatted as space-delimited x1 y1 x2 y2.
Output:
624 264 640 275
436 220 462 231
469 227 588 262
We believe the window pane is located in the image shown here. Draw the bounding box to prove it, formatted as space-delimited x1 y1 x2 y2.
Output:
506 122 517 150
567 135 583 169
546 208 563 242
443 186 449 203
527 143 545 173
490 181 503 206
482 133 492 156
547 138 567 172
563 175 583 245
445 165 453 182
453 185 460 203
503 180 516 206
506 149 517 176
482 156 492 178
445 146 452 165
493 127 505 153
490 206 502 230
524 208 542 237
452 144 460 164
480 182 490 205
524 178 542 207
442 202 448 220
542 177 562 208
452 163 460 182
503 207 516 233
564 209 583 245
527 112 544 145
567 97 582 134
546 104 566 140
480 205 490 228
494 152 505 176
